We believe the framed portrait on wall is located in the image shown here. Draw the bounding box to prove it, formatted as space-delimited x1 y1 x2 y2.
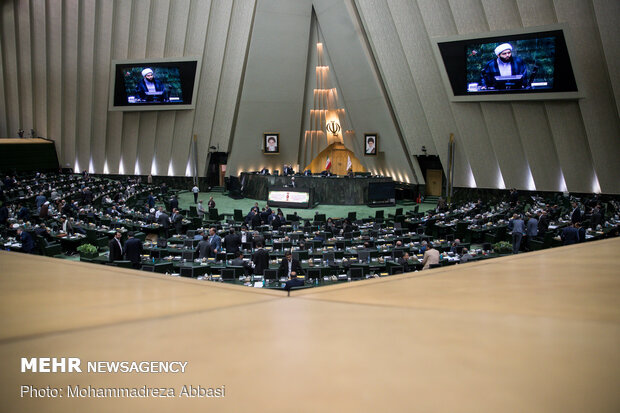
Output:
264 133 279 154
364 134 377 156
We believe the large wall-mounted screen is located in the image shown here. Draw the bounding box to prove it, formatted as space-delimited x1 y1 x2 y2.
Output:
433 26 580 101
109 58 200 111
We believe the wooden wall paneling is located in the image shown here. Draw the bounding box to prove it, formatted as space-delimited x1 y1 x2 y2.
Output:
104 0 132 174
75 0 96 173
89 0 114 173
183 0 229 177
61 0 79 169
15 0 34 131
554 0 620 194
31 0 48 138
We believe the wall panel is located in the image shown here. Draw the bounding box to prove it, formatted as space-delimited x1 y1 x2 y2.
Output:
15 0 34 130
105 0 132 174
90 0 114 173
553 0 620 193
187 0 230 176
512 102 564 192
75 0 96 173
136 0 169 176
46 0 63 158
592 0 620 119
61 0 79 169
31 0 48 138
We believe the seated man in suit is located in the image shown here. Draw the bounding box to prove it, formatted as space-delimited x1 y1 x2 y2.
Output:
108 231 124 262
459 248 474 263
231 250 252 276
16 227 35 254
284 273 305 291
421 242 440 270
124 231 143 269
561 223 580 245
278 251 304 279
396 251 413 273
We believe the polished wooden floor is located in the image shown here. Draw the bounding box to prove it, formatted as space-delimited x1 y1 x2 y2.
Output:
1 238 619 413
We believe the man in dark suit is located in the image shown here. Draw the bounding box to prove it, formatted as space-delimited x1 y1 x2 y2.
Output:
135 68 168 102
396 251 413 272
108 231 123 262
196 235 211 259
252 241 270 276
278 251 304 279
169 195 179 212
156 208 170 238
561 224 580 245
171 208 183 235
223 228 241 254
231 251 252 276
124 231 143 269
570 202 582 224
538 210 549 234
17 227 35 253
250 210 262 229
284 274 305 291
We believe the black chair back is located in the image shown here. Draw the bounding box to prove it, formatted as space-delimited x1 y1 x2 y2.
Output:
349 268 364 280
263 269 278 280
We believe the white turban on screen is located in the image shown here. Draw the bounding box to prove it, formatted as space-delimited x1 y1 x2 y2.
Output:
141 68 153 77
494 43 512 56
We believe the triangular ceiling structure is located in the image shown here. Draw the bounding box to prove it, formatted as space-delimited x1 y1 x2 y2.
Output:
229 0 422 184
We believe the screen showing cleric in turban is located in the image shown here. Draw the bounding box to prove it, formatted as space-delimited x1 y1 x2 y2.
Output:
111 59 198 109
124 67 180 103
466 37 555 92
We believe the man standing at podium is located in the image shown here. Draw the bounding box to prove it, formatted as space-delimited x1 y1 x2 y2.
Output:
481 43 528 90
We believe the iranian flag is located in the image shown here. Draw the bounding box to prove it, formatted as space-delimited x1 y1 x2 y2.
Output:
325 156 332 170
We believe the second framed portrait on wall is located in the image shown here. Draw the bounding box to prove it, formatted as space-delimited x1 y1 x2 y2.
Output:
364 134 377 156
264 133 279 154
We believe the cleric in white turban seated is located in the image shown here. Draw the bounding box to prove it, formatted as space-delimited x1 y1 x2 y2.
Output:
135 68 169 102
480 43 529 90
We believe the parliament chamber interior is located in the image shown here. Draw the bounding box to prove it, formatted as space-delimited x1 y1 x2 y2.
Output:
1 1 619 412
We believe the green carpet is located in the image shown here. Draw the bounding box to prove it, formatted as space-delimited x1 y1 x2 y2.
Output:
174 190 436 221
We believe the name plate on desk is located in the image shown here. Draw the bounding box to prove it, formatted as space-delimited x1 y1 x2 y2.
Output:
267 187 312 208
